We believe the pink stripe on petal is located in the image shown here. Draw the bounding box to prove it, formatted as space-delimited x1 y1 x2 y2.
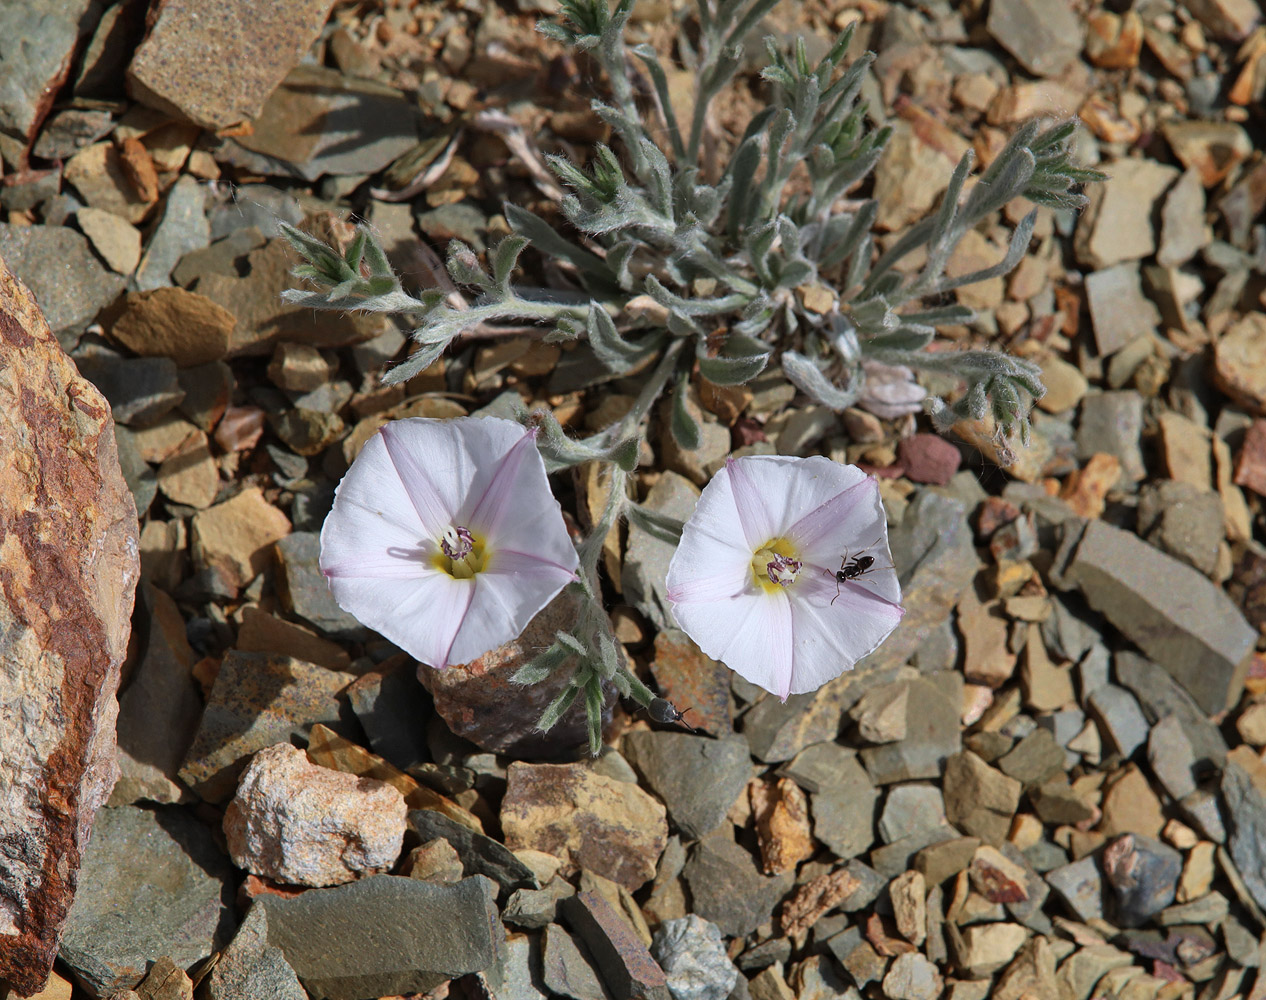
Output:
784 477 876 555
466 428 539 535
379 423 452 538
666 570 750 605
725 457 779 549
322 553 433 579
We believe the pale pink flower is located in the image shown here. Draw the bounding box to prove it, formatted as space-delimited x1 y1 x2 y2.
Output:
320 417 578 668
665 456 903 700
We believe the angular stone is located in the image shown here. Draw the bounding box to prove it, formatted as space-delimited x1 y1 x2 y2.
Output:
879 784 947 845
621 731 751 840
225 64 418 180
77 206 143 275
260 874 502 1000
997 729 1066 789
749 777 814 875
944 751 1022 846
1099 765 1164 839
418 589 616 758
502 762 667 892
1086 685 1149 759
131 954 194 1000
1221 746 1266 912
650 915 738 1000
190 486 291 591
1158 170 1210 267
1114 652 1227 771
178 651 354 802
1046 856 1104 922
225 743 406 887
126 0 335 130
648 629 733 737
191 237 387 357
874 115 968 231
408 808 537 896
562 892 670 1000
306 725 480 832
110 287 234 367
1138 479 1224 578
623 471 701 629
273 530 365 639
859 675 962 784
238 606 351 673
542 923 609 1000
157 429 219 509
986 0 1082 76
1214 313 1266 416
799 745 878 860
866 491 978 674
683 831 794 938
883 951 943 1000
1102 833 1182 927
1182 0 1260 38
955 923 1027 978
1059 519 1255 714
134 175 211 291
0 258 139 993
204 903 305 1000
74 350 184 427
1075 158 1180 269
0 0 97 143
111 584 201 805
1075 391 1145 484
1085 265 1161 357
0 223 126 334
343 661 429 768
1146 715 1198 801
59 806 234 996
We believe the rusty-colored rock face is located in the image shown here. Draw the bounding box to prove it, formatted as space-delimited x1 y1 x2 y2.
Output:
0 256 139 993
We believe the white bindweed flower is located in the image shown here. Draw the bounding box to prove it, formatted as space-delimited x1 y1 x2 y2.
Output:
666 456 904 701
320 417 579 668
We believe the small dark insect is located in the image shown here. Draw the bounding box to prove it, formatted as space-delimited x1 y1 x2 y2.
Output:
829 540 887 605
648 697 697 733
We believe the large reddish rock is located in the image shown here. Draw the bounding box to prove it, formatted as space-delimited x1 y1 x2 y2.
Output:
0 254 139 993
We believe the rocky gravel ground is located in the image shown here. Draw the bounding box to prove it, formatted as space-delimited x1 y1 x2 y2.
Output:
1 0 1265 998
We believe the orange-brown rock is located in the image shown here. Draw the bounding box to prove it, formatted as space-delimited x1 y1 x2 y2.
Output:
0 254 139 993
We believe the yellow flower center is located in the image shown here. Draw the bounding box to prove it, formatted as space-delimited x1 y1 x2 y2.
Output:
435 525 488 579
751 538 801 592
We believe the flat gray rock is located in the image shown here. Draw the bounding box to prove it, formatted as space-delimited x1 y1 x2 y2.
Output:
0 224 125 333
261 874 502 1000
682 831 794 938
860 674 962 784
799 745 878 861
1114 651 1227 771
0 1 98 141
1045 856 1104 923
1222 752 1266 913
1059 519 1255 714
275 531 371 639
621 731 751 840
986 0 1082 76
1086 685 1149 759
134 175 211 291
408 808 538 896
73 345 185 426
1075 392 1145 484
205 903 306 1000
60 806 235 996
622 471 700 629
542 923 611 1000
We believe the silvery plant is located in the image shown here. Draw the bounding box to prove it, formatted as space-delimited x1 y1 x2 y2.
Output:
284 0 1102 752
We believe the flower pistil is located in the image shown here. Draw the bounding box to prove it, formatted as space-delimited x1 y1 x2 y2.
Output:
752 539 801 590
438 524 486 579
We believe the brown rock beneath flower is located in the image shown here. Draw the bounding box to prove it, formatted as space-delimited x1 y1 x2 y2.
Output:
418 588 617 758
0 254 139 993
501 762 668 892
109 287 235 368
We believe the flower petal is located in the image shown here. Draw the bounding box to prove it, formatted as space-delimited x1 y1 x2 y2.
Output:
446 549 577 665
465 428 579 576
378 421 459 539
727 455 872 546
671 586 796 701
325 567 475 668
782 569 904 694
784 476 893 593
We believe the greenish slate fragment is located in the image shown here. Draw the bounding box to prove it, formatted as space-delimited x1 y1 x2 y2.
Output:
1064 518 1255 715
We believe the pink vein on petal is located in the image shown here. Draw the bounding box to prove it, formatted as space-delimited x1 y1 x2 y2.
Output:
785 477 874 554
379 423 452 538
467 428 538 535
436 582 477 669
725 457 774 549
496 547 579 577
666 570 749 604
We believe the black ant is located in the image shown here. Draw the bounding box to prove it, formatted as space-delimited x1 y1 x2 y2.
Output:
648 697 697 733
828 538 887 605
